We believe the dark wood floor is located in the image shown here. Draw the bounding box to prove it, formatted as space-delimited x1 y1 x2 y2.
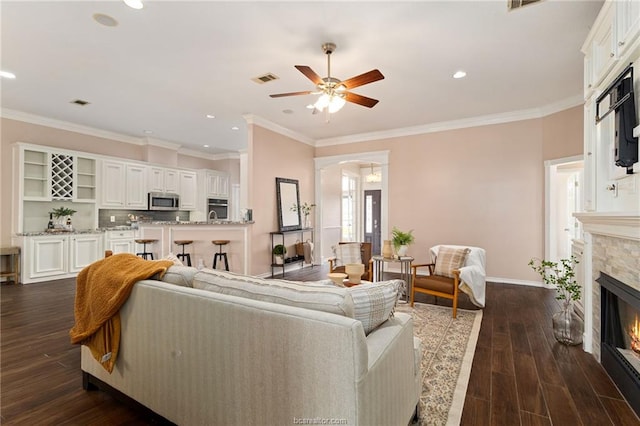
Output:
1 266 639 425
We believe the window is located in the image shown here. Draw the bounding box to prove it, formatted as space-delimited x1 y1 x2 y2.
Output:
341 173 357 241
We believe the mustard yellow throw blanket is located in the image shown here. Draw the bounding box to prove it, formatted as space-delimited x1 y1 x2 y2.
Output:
70 253 174 372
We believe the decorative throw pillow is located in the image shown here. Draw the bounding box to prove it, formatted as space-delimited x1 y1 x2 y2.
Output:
434 246 470 278
160 265 198 287
164 252 183 266
335 243 362 267
193 268 355 317
347 280 401 335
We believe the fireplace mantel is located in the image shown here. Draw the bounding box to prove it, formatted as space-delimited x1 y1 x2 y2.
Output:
574 212 640 241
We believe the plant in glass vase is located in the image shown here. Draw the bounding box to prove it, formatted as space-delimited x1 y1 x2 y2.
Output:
529 255 583 345
291 202 316 229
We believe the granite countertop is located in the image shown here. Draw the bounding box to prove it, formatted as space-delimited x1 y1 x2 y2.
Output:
17 229 105 237
138 220 254 226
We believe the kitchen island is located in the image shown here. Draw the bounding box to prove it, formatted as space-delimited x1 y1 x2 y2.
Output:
136 221 254 274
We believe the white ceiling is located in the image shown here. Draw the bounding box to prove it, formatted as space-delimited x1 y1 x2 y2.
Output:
1 1 603 156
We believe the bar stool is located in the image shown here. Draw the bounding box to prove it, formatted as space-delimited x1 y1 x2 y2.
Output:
174 240 193 266
135 239 158 260
212 240 230 271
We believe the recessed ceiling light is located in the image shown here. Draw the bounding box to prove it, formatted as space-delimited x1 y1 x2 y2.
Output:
123 0 144 10
93 13 118 27
203 144 210 148
283 109 293 114
0 70 16 79
453 70 467 79
231 126 239 131
206 114 215 119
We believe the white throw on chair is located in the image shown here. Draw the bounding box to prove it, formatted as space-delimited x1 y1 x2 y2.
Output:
411 245 486 318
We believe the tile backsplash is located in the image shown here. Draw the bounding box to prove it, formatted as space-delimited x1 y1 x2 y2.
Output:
98 209 190 228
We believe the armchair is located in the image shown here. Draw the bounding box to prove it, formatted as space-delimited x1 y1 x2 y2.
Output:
328 242 373 282
411 245 486 318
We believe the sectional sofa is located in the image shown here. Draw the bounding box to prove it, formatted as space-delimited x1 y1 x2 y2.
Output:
81 267 422 425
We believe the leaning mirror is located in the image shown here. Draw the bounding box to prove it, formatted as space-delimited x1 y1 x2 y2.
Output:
276 177 301 231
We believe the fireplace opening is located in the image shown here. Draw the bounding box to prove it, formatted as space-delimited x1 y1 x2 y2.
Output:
598 272 640 416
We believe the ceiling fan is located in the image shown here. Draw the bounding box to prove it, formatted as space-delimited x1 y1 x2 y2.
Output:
270 42 384 114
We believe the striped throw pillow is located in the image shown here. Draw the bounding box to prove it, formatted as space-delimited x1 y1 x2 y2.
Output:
434 246 470 278
348 280 401 335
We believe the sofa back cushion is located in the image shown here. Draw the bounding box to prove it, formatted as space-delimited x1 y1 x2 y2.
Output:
193 268 355 317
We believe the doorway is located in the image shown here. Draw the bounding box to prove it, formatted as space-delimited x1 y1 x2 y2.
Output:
545 156 584 262
364 190 381 254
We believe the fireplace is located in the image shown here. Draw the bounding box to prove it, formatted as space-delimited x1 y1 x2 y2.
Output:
598 272 640 416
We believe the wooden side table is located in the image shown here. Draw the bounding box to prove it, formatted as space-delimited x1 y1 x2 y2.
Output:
0 246 21 284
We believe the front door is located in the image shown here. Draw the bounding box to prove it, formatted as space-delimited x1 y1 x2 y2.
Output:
364 190 381 255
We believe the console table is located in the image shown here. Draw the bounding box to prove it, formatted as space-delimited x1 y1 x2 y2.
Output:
270 228 314 277
372 255 414 302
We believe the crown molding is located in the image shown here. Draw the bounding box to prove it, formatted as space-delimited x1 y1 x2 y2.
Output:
1 108 144 145
243 114 315 146
315 95 585 147
144 136 181 150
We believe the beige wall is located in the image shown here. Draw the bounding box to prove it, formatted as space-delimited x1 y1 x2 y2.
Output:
2 106 582 281
315 107 583 282
249 125 315 276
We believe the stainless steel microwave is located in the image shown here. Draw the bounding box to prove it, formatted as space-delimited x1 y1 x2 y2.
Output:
148 192 180 211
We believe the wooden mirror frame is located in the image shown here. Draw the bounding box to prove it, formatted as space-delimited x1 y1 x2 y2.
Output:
276 177 301 232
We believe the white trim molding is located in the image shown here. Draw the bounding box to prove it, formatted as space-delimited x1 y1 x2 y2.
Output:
574 212 640 241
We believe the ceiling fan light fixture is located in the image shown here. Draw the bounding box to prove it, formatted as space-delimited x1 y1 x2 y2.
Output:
327 96 346 113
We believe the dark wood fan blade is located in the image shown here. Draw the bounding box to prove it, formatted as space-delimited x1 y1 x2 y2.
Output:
269 91 314 98
340 69 384 89
344 92 379 108
295 65 324 86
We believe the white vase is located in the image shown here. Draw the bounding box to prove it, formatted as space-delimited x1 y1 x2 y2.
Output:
397 245 408 257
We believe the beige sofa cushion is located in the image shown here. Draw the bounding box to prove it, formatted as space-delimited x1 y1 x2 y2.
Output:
348 280 401 334
193 268 355 317
158 265 198 287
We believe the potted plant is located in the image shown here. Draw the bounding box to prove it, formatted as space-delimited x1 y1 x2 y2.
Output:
291 202 316 228
392 227 414 257
273 244 287 265
529 255 583 345
50 206 77 229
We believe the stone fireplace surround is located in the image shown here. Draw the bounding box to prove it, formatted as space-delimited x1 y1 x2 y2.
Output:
574 212 640 359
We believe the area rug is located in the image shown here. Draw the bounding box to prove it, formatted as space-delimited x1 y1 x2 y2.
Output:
396 302 483 426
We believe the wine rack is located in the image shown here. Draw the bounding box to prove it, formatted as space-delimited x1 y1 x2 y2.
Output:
51 153 74 200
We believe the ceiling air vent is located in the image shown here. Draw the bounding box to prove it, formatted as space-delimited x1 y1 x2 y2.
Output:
251 73 279 84
508 0 541 11
70 99 90 106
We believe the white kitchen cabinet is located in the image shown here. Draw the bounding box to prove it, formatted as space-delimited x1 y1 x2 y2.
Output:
20 147 96 203
100 161 148 209
126 164 148 209
148 167 179 194
28 235 68 280
104 229 135 254
19 233 103 283
205 170 229 199
179 171 198 210
69 234 103 273
101 160 126 207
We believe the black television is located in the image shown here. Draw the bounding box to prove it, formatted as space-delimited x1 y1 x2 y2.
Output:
596 64 639 174
613 76 638 171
